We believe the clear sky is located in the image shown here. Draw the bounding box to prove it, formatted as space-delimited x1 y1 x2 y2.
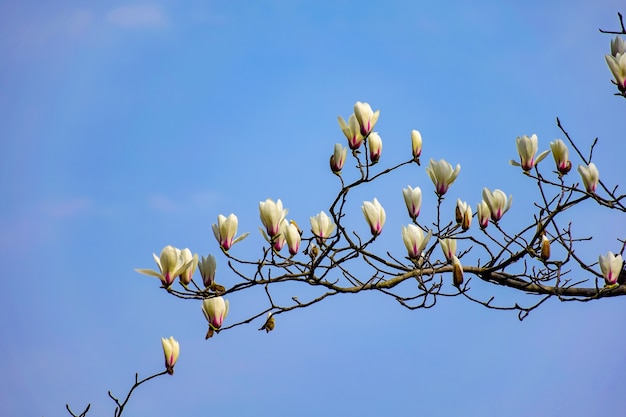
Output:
1 1 625 416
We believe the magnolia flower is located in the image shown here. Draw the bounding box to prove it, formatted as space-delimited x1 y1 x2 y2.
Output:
402 185 422 220
202 297 229 338
411 130 422 159
178 248 199 285
272 220 288 252
284 220 302 256
212 214 248 251
452 256 464 288
476 200 490 229
161 336 180 375
599 252 623 286
362 198 386 236
368 132 382 163
337 114 364 150
610 35 626 57
606 52 626 92
401 224 431 260
199 254 217 288
482 188 513 222
353 101 380 136
540 235 551 261
577 163 599 193
259 198 288 238
330 143 347 173
439 238 457 262
310 211 336 244
426 159 461 196
509 134 550 172
135 245 191 287
455 199 472 231
549 139 571 175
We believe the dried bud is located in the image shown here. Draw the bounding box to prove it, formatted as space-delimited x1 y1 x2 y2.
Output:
452 256 464 288
541 235 550 261
262 313 275 333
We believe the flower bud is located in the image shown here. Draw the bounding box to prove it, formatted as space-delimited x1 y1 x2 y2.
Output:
401 225 431 260
411 130 422 159
284 220 302 256
599 252 623 286
476 200 490 229
330 143 347 173
402 186 422 220
161 336 180 375
368 132 382 163
577 163 599 193
202 297 229 339
310 211 336 244
178 248 198 285
199 254 217 288
439 238 457 262
362 198 386 236
482 188 513 222
549 139 571 175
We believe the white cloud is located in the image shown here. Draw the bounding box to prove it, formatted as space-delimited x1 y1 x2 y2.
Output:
105 4 168 28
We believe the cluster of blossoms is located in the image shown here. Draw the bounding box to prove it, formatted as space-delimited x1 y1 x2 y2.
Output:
136 94 620 344
605 35 626 93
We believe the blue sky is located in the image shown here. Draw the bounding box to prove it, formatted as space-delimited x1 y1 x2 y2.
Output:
1 1 625 416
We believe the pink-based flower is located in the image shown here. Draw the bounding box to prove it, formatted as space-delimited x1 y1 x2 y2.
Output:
161 336 180 375
259 198 288 238
605 52 626 93
310 211 336 244
362 198 386 236
199 254 217 288
599 252 623 286
337 114 364 150
178 248 199 285
426 159 461 196
202 296 229 332
411 130 422 159
284 220 302 256
353 101 380 136
439 238 457 262
476 200 490 229
401 224 431 260
577 163 599 193
402 185 422 220
135 245 191 287
482 188 513 222
330 143 347 173
368 132 382 163
509 134 549 172
549 139 571 175
212 214 248 251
